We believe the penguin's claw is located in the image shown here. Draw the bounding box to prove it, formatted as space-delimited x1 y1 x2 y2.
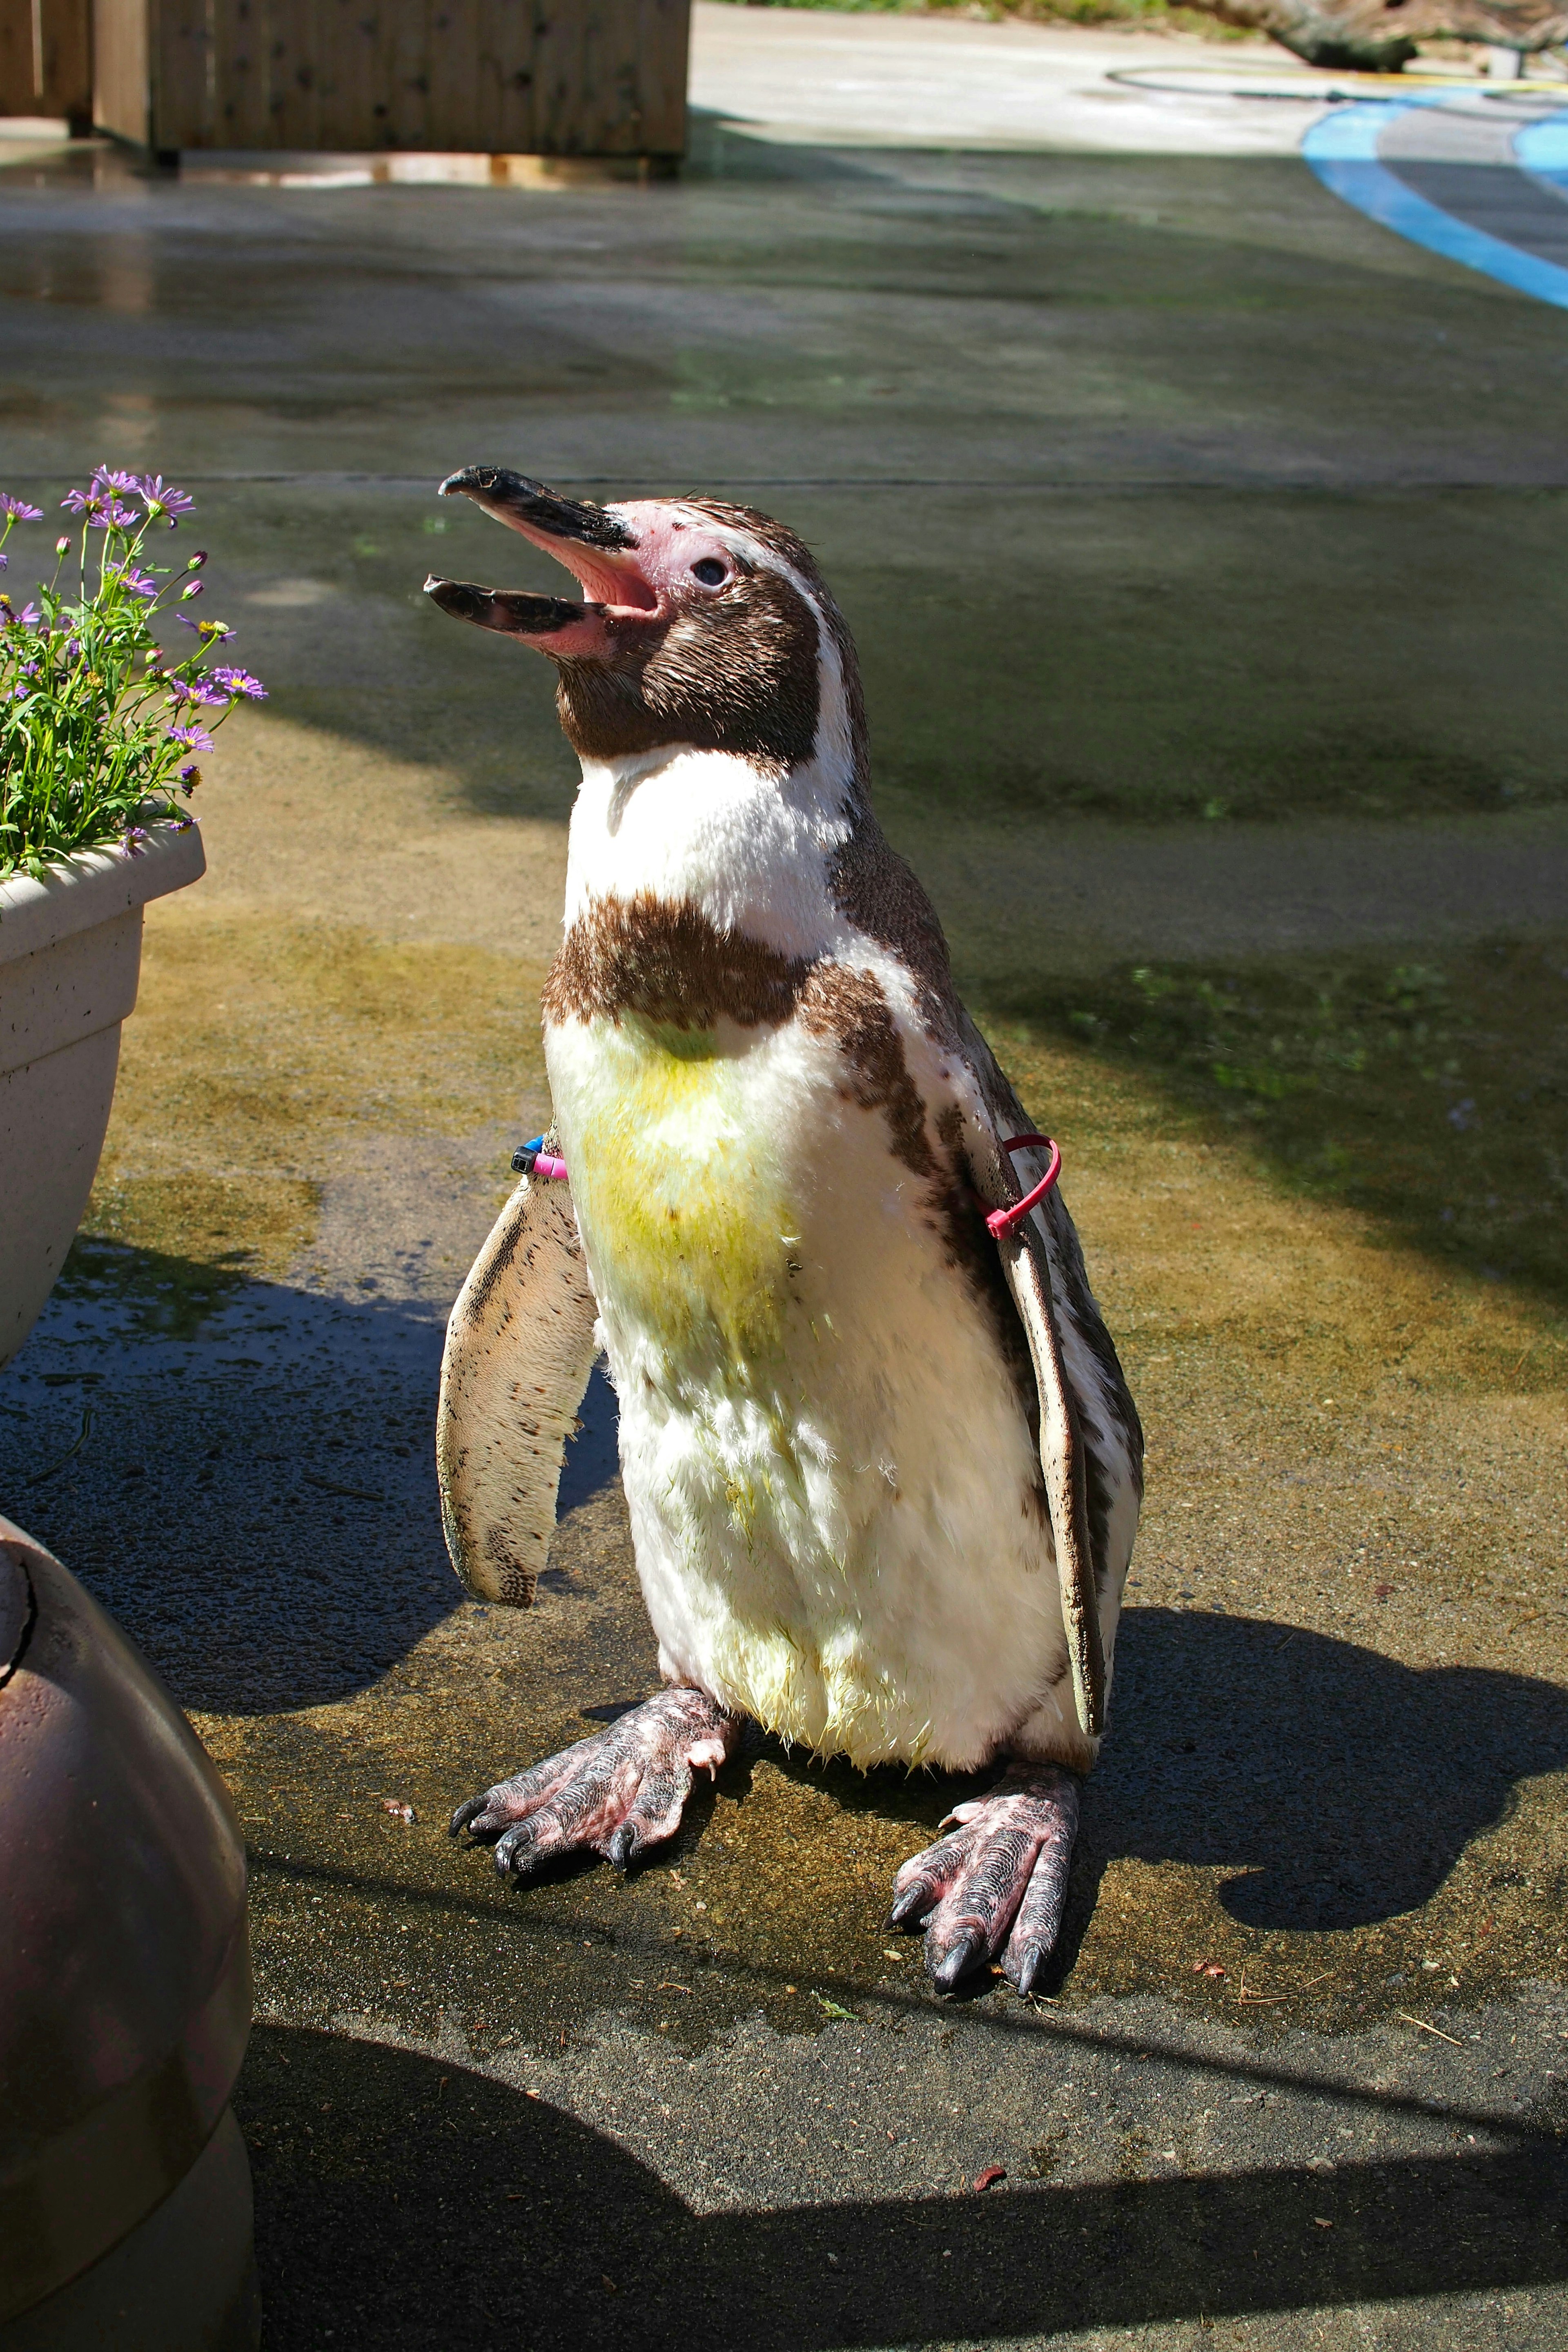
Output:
450 1687 739 1881
890 1761 1080 1996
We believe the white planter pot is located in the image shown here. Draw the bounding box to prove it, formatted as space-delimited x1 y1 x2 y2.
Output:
0 821 206 1369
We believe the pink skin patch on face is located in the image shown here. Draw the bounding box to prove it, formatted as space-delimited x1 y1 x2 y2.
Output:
501 503 743 656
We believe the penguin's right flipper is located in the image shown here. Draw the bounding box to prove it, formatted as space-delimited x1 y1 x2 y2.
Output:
437 1161 599 1607
953 1011 1143 1746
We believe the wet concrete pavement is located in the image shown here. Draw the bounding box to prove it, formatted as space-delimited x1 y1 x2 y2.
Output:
3 12 1568 2345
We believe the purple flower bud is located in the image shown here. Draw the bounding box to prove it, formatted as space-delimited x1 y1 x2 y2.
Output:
180 579 204 600
53 535 69 555
187 550 208 571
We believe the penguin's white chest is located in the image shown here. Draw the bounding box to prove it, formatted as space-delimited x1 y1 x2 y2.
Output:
544 1000 1067 1772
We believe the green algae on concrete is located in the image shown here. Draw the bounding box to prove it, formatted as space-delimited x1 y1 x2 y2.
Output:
74 905 550 1301
989 934 1568 1316
186 1004 1567 2062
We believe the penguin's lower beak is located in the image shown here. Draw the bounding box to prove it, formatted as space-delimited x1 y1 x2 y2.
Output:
423 567 606 649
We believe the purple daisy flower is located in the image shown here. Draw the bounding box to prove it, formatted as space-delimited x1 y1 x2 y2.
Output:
0 598 41 627
122 826 151 857
0 493 43 521
87 498 139 532
60 486 100 516
138 475 194 521
109 564 158 601
93 466 141 493
168 675 228 708
209 665 267 701
178 761 201 786
165 722 215 754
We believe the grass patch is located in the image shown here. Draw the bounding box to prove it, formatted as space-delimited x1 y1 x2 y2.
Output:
984 936 1568 1316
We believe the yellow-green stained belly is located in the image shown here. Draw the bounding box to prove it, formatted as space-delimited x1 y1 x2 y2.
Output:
556 1014 797 1373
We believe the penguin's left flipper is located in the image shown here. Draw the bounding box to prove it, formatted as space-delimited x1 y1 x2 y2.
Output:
437 1156 600 1607
889 1762 1080 1996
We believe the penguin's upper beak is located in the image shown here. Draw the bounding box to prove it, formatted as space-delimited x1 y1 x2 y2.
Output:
424 465 656 657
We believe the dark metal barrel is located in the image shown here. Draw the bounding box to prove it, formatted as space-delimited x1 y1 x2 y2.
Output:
0 1515 258 2350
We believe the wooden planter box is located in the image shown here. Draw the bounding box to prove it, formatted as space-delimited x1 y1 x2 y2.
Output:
91 0 689 158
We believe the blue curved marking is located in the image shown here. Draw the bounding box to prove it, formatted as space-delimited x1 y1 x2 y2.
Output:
1303 97 1568 309
1513 107 1568 192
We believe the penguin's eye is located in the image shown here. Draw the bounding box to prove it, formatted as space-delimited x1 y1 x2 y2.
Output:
691 557 728 587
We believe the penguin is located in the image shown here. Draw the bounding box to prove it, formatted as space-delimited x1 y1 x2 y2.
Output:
424 468 1143 1993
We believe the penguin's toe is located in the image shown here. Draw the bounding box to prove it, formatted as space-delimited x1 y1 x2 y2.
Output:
890 1761 1081 1997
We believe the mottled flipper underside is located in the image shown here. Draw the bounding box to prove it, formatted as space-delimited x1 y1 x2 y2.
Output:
437 1163 599 1606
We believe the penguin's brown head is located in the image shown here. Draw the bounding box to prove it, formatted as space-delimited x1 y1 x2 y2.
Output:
424 466 865 788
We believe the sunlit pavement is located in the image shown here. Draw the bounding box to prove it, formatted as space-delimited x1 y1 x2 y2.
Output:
2 10 1566 2344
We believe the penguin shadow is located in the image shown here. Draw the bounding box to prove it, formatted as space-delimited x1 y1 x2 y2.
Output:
1051 1605 1568 1969
0 1275 626 1718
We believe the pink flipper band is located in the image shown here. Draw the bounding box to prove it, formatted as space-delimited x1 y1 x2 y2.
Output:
532 1153 569 1183
984 1134 1062 1241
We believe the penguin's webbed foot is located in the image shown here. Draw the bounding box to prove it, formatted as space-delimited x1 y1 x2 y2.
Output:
449 1686 739 1878
889 1761 1080 1997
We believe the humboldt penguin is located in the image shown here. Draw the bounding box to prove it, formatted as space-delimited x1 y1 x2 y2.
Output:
425 468 1143 1993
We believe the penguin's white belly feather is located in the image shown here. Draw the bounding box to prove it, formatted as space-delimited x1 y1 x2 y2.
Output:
545 1005 1071 1771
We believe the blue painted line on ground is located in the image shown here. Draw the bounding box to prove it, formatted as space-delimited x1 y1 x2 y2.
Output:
1302 96 1568 310
1512 108 1568 191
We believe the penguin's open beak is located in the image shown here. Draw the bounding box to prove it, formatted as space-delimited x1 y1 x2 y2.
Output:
424 465 656 656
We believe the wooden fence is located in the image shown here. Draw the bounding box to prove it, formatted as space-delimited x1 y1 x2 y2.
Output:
2 0 689 156
116 0 688 154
